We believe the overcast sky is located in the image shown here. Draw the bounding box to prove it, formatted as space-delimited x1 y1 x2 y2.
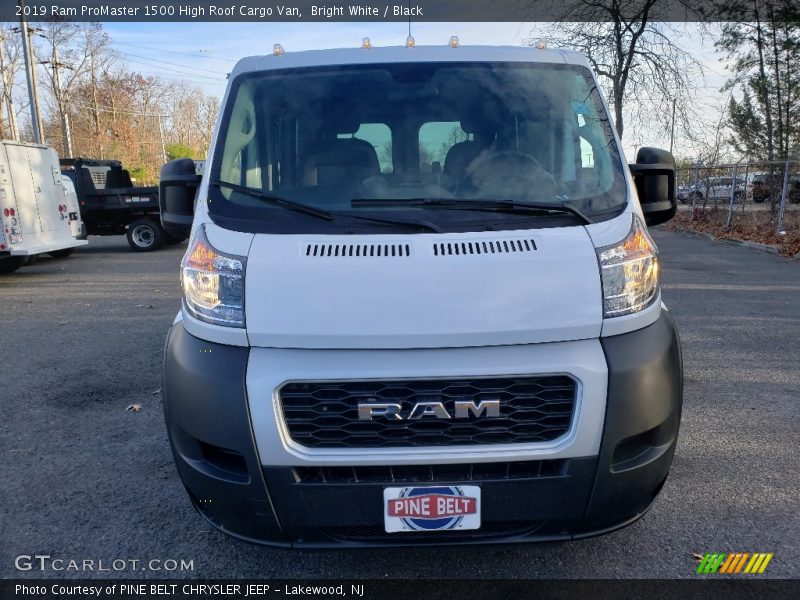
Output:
68 22 738 160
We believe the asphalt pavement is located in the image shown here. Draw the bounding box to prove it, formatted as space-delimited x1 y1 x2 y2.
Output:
1 230 798 579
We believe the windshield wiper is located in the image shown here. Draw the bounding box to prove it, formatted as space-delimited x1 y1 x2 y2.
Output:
351 198 594 225
215 180 441 232
213 180 334 221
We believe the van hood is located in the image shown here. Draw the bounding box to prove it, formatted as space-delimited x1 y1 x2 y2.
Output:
244 227 603 349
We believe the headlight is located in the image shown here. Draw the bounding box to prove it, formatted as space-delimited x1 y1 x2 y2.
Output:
181 225 246 327
597 215 660 318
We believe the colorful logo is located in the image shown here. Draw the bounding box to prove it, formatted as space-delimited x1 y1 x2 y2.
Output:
695 552 774 574
387 486 477 531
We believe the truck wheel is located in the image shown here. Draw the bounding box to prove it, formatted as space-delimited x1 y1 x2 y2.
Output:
49 248 75 258
127 218 165 252
0 256 25 274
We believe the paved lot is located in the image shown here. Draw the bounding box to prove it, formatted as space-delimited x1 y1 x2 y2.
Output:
1 230 798 579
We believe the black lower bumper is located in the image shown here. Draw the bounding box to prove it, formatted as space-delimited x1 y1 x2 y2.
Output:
162 312 682 548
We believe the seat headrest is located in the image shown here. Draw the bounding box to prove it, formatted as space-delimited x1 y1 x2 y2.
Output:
303 138 380 186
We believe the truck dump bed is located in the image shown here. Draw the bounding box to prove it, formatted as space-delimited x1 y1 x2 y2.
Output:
59 158 159 235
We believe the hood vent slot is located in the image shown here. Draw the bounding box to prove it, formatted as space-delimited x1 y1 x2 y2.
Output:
433 238 537 256
305 242 411 258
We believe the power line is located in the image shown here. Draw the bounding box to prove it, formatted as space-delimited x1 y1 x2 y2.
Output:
115 50 228 75
112 41 237 63
117 57 225 81
125 69 227 88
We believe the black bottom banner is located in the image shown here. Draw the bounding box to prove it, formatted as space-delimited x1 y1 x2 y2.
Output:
2 579 798 600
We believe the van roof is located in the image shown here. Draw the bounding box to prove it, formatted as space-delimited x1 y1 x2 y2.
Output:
230 45 590 78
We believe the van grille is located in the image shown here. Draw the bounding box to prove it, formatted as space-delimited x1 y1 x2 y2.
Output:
279 376 576 448
304 242 410 257
432 238 537 256
292 460 569 484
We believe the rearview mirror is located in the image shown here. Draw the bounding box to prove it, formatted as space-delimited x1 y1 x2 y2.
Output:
159 158 200 238
629 147 677 227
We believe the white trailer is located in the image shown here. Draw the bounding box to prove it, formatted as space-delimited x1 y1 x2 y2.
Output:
0 140 87 274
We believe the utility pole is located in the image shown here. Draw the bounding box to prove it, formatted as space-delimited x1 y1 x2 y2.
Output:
669 98 677 155
18 0 44 144
45 45 73 157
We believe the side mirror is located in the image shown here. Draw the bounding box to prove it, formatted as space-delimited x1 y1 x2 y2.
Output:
159 158 200 238
629 147 677 227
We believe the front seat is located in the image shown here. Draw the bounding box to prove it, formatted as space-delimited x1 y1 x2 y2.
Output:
302 110 380 186
303 138 380 186
443 116 495 191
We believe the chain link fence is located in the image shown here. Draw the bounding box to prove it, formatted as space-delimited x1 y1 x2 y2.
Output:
675 159 799 239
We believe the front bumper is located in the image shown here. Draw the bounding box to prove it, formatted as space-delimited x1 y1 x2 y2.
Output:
162 312 682 547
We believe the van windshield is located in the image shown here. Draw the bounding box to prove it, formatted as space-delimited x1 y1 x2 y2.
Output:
208 62 628 233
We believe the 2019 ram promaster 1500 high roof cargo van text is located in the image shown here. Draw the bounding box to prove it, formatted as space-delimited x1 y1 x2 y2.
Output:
158 44 683 547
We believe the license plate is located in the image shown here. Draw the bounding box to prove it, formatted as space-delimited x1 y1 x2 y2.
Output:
383 485 481 533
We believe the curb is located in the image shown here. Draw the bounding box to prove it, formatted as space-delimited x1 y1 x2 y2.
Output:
670 228 785 256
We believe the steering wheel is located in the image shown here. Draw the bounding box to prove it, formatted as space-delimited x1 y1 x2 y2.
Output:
467 150 556 200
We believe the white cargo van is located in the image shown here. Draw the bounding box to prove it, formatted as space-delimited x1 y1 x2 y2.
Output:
159 44 682 547
0 141 87 273
60 175 86 241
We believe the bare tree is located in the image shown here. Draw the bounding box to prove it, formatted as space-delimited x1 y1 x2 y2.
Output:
0 25 23 140
13 19 220 182
198 95 220 157
717 1 800 209
38 21 111 156
537 0 705 142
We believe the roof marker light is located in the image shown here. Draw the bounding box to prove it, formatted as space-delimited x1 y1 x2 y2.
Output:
273 43 284 56
449 36 459 48
362 37 372 49
532 38 547 49
406 35 415 48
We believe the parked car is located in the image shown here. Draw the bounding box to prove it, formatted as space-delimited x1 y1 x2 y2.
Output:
749 172 770 203
750 172 800 204
789 175 800 204
159 43 682 548
677 175 747 204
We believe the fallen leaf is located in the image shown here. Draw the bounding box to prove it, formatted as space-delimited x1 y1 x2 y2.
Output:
692 553 705 563
126 404 142 412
